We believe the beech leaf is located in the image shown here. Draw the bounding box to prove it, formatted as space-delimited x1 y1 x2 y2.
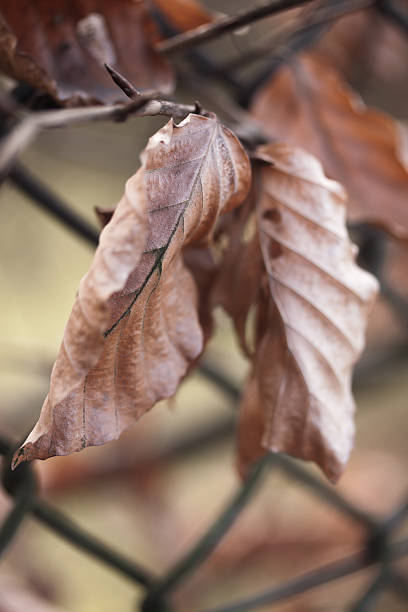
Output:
14 113 250 466
213 195 263 356
251 53 408 239
0 0 174 104
238 143 379 482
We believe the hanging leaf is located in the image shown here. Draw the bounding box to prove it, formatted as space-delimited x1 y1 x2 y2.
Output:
238 143 379 482
316 9 408 85
0 0 174 105
251 53 408 239
14 113 251 466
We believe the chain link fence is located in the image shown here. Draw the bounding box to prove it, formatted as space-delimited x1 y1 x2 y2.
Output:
0 154 406 612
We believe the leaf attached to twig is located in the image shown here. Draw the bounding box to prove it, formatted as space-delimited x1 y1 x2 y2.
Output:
14 113 250 466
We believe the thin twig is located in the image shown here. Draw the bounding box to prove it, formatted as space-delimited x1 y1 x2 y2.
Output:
217 0 373 77
141 456 271 611
156 0 314 55
201 538 408 612
9 163 100 247
238 0 374 106
104 63 142 99
150 5 244 93
0 98 199 179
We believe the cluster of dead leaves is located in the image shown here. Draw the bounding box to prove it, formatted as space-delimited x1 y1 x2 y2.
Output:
12 110 379 483
3 1 408 482
0 0 215 104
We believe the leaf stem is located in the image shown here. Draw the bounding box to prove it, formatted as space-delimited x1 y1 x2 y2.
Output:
0 97 199 179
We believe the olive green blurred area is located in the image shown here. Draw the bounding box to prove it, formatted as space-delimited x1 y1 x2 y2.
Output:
1 1 408 611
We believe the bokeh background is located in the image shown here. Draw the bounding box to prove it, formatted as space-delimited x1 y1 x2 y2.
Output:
0 1 408 610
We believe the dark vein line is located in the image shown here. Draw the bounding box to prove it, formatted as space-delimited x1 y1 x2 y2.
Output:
104 121 218 338
145 154 205 174
149 199 189 214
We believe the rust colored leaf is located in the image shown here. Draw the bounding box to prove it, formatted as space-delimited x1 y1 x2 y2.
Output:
151 0 215 32
251 53 408 239
14 113 250 466
316 10 408 85
238 144 379 482
0 0 173 105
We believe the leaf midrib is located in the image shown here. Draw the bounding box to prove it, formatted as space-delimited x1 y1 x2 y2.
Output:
104 120 218 338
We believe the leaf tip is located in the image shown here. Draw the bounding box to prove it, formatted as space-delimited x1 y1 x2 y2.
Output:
11 446 28 470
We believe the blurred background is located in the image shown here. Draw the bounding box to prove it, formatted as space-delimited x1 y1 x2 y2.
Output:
0 1 408 610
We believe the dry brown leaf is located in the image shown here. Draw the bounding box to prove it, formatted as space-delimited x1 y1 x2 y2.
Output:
316 9 408 84
151 0 216 32
183 246 219 344
14 113 250 465
212 195 263 356
0 0 173 105
251 53 408 239
238 143 379 482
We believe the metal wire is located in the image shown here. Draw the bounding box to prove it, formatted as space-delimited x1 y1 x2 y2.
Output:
1 160 408 612
1 7 408 605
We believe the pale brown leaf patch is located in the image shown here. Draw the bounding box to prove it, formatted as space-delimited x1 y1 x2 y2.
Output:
251 53 408 239
0 0 174 105
238 144 379 482
14 113 251 466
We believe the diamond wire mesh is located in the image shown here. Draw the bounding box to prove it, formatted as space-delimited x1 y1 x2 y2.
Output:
0 102 408 612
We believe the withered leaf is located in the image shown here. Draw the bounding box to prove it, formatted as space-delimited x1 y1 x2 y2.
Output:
251 53 408 239
212 194 263 356
183 246 219 345
238 144 379 482
316 10 408 86
15 113 250 465
0 0 173 105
